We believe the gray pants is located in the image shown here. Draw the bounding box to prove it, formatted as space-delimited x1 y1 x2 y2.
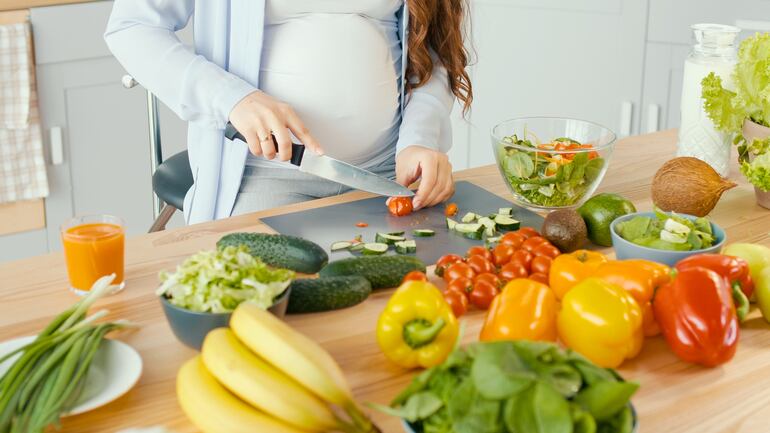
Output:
231 161 396 216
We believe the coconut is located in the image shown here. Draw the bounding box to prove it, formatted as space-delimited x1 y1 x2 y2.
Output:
652 157 737 217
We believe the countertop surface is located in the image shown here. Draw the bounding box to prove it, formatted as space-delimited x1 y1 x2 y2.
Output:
0 0 102 13
1 129 770 433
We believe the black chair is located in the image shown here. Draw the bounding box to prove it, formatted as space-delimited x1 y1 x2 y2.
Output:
122 75 194 232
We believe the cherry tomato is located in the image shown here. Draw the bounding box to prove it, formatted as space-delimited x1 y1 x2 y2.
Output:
445 202 458 217
355 221 368 228
470 279 499 310
499 261 528 281
492 243 516 266
386 196 413 217
466 255 495 275
446 277 473 298
532 242 561 259
443 262 475 283
531 256 553 276
529 272 549 285
500 232 526 249
475 272 501 288
466 246 493 261
517 227 541 239
521 236 549 252
443 290 468 317
401 271 428 283
511 249 534 273
434 254 463 277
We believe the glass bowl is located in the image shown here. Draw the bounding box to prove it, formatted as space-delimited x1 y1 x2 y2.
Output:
491 117 616 210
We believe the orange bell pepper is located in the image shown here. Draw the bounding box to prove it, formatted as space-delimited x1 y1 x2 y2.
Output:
592 260 671 337
549 250 608 299
479 279 558 342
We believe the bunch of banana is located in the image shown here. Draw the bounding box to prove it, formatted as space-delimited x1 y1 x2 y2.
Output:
177 303 379 433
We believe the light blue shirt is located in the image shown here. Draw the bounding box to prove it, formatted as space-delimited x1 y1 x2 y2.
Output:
105 0 455 224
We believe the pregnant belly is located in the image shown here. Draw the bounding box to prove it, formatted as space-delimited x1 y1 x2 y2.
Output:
259 14 400 165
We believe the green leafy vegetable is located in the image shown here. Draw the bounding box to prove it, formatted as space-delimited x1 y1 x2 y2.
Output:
615 208 716 251
505 382 572 433
741 151 770 192
157 245 293 313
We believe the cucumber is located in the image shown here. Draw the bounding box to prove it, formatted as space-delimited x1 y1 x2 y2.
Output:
495 216 521 232
446 218 458 230
349 243 365 252
319 255 427 289
412 229 435 237
455 223 485 240
485 235 502 247
286 276 372 314
395 240 417 254
461 212 479 223
217 233 328 274
331 241 352 251
498 207 513 216
477 217 497 238
362 243 389 255
388 231 406 236
375 233 406 245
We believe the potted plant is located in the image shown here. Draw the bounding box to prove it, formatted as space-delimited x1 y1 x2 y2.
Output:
702 32 770 209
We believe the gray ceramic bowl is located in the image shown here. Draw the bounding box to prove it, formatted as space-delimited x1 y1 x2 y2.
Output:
401 404 638 432
159 288 290 350
610 211 726 266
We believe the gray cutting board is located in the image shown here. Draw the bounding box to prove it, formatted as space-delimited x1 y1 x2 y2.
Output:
262 181 544 265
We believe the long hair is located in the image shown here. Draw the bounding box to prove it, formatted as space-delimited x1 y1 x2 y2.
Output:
407 0 473 114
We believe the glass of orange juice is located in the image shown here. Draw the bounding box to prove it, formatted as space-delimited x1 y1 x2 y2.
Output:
61 215 125 295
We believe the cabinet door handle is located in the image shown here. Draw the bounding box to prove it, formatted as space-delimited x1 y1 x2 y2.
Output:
646 104 660 133
50 126 63 165
620 101 633 137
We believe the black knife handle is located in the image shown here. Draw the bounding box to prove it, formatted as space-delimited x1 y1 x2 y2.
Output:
225 122 305 166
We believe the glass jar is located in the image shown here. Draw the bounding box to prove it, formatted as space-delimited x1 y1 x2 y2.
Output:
677 23 740 177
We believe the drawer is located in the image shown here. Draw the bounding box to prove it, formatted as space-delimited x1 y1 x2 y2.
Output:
30 0 114 65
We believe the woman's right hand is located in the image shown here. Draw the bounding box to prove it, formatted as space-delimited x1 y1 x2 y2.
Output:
228 90 323 160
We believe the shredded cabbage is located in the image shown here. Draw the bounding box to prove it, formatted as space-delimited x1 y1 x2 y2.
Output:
157 245 294 313
742 152 770 192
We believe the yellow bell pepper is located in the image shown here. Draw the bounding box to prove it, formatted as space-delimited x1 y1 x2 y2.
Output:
376 280 459 369
549 250 608 299
557 278 643 368
479 279 558 342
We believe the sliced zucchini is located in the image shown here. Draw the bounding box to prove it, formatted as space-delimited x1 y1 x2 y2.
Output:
446 218 458 230
375 233 406 245
485 236 502 247
413 229 435 237
349 243 365 252
477 217 497 238
461 212 479 223
498 207 513 216
362 243 389 255
331 241 352 251
394 240 417 254
387 231 406 236
495 215 521 232
454 223 484 240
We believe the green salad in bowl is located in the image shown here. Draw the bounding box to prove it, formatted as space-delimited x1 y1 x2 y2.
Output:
492 117 616 209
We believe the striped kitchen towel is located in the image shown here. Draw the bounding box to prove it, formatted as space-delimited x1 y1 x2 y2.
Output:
0 22 49 204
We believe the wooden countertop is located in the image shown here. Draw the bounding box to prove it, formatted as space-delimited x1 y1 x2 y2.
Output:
2 129 769 433
0 0 102 13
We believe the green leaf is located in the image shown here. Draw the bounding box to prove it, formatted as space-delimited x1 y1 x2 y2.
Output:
597 405 635 433
471 343 535 400
616 216 652 242
448 379 503 433
570 360 618 387
401 392 444 422
570 402 598 433
741 152 770 192
392 367 437 406
504 152 535 179
702 72 744 133
504 382 572 433
537 364 583 398
573 381 639 421
585 158 605 183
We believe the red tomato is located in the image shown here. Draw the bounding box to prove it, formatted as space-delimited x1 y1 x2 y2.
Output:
446 277 473 298
475 272 501 288
386 197 413 217
445 202 458 217
470 279 499 310
466 246 493 261
500 232 526 249
531 256 553 276
521 236 549 252
532 243 561 259
517 227 541 239
466 255 495 275
443 262 475 283
499 261 528 281
443 290 469 317
355 221 369 228
511 249 534 272
529 272 549 285
401 271 428 283
434 254 463 277
492 244 516 266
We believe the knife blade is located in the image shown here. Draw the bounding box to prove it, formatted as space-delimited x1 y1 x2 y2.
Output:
225 123 414 197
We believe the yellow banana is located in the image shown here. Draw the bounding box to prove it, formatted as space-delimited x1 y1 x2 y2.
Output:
176 356 308 433
231 302 353 406
201 328 338 432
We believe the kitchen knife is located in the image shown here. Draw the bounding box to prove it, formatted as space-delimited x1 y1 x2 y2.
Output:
225 122 414 197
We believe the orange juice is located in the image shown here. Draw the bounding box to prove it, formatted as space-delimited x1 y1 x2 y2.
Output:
61 220 125 293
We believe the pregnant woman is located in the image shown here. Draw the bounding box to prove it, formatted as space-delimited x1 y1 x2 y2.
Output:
105 0 473 224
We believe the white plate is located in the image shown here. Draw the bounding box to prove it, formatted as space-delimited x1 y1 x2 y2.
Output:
0 335 143 416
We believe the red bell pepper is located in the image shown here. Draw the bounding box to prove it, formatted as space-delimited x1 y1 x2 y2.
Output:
653 267 739 367
676 254 754 322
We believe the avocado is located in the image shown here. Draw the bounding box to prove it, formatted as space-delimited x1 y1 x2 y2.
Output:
578 193 637 247
542 209 588 252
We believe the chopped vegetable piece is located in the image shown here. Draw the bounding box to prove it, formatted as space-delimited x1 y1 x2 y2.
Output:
461 212 479 223
395 240 417 254
355 221 369 228
498 207 513 215
412 229 435 237
446 218 458 230
495 215 521 232
445 203 458 217
375 233 407 245
454 223 485 240
331 241 352 251
362 243 389 255
349 242 365 252
387 197 414 217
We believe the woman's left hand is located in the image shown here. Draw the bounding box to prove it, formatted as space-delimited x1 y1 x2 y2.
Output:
396 146 455 210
